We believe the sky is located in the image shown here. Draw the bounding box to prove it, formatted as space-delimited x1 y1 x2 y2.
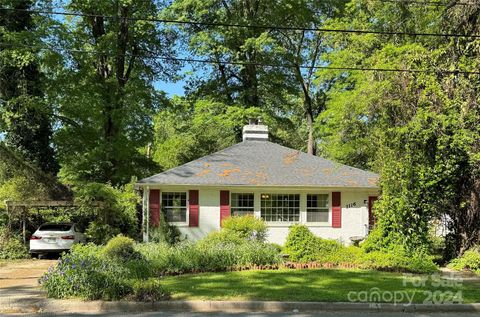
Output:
154 79 186 97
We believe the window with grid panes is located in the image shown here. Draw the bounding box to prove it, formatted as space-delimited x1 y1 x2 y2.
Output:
161 192 187 222
231 193 254 216
307 194 329 222
260 194 300 222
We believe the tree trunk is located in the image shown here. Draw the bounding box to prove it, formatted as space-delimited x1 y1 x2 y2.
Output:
306 104 316 155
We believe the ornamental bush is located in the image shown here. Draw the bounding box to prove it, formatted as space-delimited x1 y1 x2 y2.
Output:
283 225 437 273
283 224 343 263
221 215 268 242
103 235 139 261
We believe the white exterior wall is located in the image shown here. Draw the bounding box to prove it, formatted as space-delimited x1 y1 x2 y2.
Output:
144 186 378 245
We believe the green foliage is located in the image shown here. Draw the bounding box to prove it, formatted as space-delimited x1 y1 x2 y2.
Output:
283 225 437 273
317 0 480 256
102 235 139 261
361 247 438 274
129 278 170 302
40 244 132 300
283 224 332 262
50 0 175 185
74 182 139 244
138 239 281 276
199 230 245 246
221 215 267 242
0 0 59 175
449 248 480 275
42 232 281 300
0 227 29 260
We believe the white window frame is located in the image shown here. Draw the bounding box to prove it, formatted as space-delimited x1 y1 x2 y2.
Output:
305 193 331 225
230 192 255 217
161 191 189 225
260 193 301 224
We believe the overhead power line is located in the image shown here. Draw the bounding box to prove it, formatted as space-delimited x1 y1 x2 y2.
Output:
380 0 478 6
1 42 479 75
1 7 480 39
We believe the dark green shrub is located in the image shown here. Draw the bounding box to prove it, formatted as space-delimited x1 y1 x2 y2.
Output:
0 228 29 260
129 279 170 302
449 248 480 274
283 225 324 262
222 215 267 242
103 235 138 260
40 244 131 300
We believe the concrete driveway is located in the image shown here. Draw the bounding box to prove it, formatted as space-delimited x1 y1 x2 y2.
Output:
0 259 57 313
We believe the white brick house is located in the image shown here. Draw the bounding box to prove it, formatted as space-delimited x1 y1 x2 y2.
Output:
137 122 380 245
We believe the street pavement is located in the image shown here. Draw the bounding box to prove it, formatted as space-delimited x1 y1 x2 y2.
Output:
3 312 480 316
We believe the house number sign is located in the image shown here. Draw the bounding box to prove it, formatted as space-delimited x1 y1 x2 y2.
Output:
346 202 357 208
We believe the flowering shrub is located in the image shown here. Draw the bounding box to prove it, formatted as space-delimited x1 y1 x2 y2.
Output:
41 233 280 300
40 244 132 300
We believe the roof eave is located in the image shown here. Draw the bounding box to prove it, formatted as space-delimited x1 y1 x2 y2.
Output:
135 182 379 190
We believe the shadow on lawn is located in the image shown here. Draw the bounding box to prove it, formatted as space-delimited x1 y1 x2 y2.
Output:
162 268 480 303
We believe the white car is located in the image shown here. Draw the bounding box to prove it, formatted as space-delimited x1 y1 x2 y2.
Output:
29 223 86 256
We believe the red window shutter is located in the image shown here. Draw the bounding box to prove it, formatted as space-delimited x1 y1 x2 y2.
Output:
189 190 199 227
220 190 230 227
149 189 160 227
332 192 342 228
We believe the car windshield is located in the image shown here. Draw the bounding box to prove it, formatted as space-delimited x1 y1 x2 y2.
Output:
39 224 73 231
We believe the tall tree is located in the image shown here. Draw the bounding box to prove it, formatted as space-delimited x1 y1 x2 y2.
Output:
169 0 297 111
50 0 177 185
319 0 480 255
272 0 345 155
0 0 58 175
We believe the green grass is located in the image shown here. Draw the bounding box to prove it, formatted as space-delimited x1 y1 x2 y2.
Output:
161 268 480 303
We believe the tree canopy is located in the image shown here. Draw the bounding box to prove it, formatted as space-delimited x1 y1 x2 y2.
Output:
0 0 479 256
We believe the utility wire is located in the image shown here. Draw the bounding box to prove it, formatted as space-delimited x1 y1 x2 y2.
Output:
1 7 480 39
2 42 479 75
379 0 478 5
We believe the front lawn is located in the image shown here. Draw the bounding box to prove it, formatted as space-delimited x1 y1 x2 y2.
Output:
161 268 480 303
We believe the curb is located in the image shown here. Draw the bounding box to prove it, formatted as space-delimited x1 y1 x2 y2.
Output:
2 299 480 314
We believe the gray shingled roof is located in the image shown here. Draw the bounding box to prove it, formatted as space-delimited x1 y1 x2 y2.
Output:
137 141 379 188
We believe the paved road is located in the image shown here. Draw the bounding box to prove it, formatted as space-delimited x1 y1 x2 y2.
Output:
4 312 480 317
